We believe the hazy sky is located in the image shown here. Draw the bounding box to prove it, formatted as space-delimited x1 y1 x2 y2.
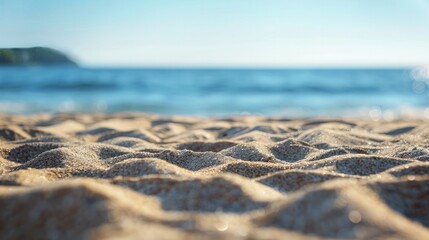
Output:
1 0 429 67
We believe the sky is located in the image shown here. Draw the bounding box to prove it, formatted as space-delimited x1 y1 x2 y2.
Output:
1 0 429 67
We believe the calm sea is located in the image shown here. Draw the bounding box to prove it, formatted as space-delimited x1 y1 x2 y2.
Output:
0 67 427 118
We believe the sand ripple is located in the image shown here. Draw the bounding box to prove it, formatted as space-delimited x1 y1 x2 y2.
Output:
0 114 428 239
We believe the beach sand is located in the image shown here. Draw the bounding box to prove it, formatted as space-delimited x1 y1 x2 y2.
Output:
0 113 428 239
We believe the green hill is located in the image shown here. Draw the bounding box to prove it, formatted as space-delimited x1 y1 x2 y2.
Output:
0 47 77 66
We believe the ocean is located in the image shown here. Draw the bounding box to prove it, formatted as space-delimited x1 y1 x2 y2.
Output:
0 67 427 118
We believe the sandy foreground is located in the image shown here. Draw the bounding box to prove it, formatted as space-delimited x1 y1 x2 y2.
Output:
0 113 428 239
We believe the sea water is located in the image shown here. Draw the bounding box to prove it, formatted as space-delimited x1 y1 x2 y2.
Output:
0 67 427 118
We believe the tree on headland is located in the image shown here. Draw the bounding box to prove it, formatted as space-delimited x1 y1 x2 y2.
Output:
0 47 77 66
0 49 17 65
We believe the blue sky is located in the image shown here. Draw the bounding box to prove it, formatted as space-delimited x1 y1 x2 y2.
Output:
1 0 429 67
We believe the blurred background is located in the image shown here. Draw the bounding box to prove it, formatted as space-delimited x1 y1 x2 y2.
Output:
0 0 429 118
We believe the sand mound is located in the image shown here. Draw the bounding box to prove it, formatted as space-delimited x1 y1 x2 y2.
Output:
102 136 159 148
201 161 291 178
0 114 428 239
295 128 389 148
220 143 275 162
333 155 411 176
0 179 164 240
0 126 31 141
368 177 429 227
7 143 65 163
110 174 283 213
106 158 192 177
271 139 316 162
255 179 429 239
98 129 160 143
176 140 237 152
256 170 357 192
386 162 429 177
294 154 412 176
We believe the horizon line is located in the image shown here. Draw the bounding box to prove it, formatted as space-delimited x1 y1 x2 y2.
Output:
74 63 420 70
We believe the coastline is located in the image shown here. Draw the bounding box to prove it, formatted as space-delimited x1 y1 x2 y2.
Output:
0 113 428 239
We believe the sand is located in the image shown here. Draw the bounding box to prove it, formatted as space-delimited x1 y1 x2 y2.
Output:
0 113 428 240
